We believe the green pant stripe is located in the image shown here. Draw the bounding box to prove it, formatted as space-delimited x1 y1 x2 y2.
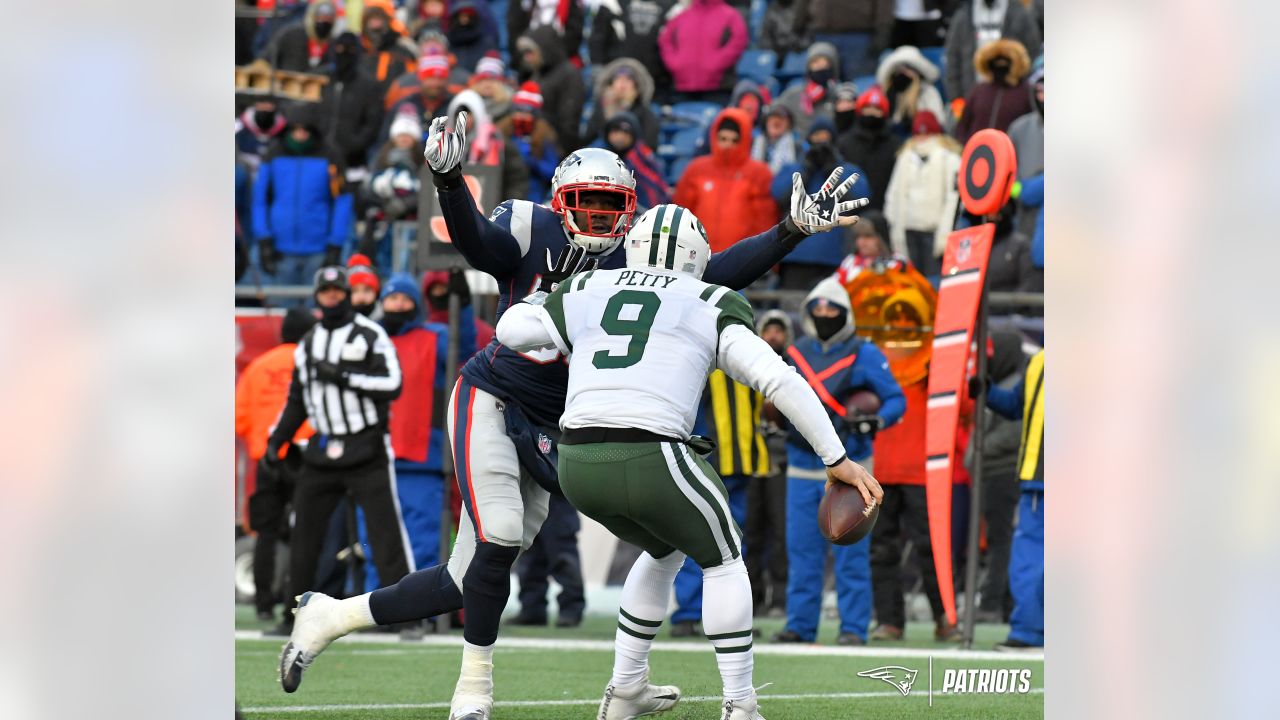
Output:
617 622 657 641
619 608 663 628
714 642 754 654
669 443 739 561
706 629 754 641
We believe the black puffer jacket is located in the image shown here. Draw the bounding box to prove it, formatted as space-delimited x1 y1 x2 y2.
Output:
318 68 386 170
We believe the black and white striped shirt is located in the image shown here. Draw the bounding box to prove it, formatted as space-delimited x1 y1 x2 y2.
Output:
272 314 403 441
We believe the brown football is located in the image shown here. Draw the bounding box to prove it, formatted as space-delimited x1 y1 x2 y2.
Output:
818 482 880 545
845 389 882 416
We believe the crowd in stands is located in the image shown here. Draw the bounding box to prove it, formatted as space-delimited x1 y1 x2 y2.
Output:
236 0 1044 295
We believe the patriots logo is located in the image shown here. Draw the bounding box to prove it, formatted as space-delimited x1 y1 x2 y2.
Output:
858 666 918 696
537 433 552 455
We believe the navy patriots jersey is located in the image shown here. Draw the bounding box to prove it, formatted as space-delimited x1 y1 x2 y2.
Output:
437 182 792 430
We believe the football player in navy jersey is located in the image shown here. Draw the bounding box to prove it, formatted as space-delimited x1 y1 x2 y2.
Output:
279 111 870 720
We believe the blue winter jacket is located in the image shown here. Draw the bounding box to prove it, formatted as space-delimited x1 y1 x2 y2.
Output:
770 161 871 268
1020 174 1044 268
252 149 354 256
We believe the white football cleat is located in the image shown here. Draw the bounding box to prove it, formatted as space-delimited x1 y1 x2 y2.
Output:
278 592 344 693
720 696 765 720
448 697 492 720
597 676 681 719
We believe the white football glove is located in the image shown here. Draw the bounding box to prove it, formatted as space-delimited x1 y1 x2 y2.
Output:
423 110 468 174
789 166 870 235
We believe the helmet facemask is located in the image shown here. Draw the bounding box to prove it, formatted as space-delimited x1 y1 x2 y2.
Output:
553 184 637 253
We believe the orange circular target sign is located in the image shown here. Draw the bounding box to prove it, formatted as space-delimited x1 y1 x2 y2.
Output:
959 129 1017 217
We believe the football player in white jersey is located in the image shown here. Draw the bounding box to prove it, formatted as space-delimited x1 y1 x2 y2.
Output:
496 205 883 720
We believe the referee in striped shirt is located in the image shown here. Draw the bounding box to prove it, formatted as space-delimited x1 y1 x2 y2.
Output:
265 265 414 628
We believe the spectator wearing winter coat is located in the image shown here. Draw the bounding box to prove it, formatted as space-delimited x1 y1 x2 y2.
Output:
495 82 561 204
359 1 417 96
770 117 872 288
469 52 513 120
967 203 1033 294
837 86 902 212
584 59 661 150
365 112 425 222
831 81 859 135
236 98 288 176
877 45 947 138
752 103 802 175
406 0 448 40
883 111 960 276
385 53 456 140
252 104 353 286
421 270 496 350
383 39 470 113
262 0 338 72
943 0 1041 101
775 41 840 136
672 107 777 253
760 0 810 61
508 0 585 66
1007 55 1043 180
953 38 1032 144
447 0 500 72
793 0 894 81
658 0 749 103
1017 174 1044 281
447 90 531 200
514 25 587 151
589 0 679 100
592 111 670 212
890 0 945 48
319 33 386 173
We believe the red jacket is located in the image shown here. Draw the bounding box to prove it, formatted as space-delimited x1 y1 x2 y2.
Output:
672 108 777 253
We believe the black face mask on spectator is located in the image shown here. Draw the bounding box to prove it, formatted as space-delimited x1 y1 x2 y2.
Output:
811 312 846 342
990 58 1012 83
254 109 277 131
808 67 833 86
365 26 388 49
334 51 358 80
381 309 416 335
426 292 449 312
859 114 885 133
314 21 334 39
834 109 856 133
805 142 837 171
353 301 377 317
890 72 913 93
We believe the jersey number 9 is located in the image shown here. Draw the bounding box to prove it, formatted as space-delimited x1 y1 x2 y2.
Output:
592 291 661 370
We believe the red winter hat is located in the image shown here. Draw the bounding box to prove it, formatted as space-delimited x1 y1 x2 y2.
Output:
417 53 450 80
513 81 543 113
855 86 890 115
911 110 942 136
346 253 380 292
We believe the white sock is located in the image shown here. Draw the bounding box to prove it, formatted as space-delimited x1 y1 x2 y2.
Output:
703 558 755 703
453 641 495 706
334 594 376 634
611 551 686 687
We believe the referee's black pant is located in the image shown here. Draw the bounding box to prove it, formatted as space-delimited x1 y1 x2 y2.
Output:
284 437 412 618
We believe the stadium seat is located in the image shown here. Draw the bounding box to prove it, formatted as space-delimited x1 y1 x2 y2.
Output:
749 0 768 39
851 75 878 93
737 49 777 84
660 126 704 160
670 101 722 128
775 51 809 83
667 155 694 186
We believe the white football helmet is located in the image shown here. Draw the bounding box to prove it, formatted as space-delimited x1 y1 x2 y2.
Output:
624 204 711 278
550 148 638 253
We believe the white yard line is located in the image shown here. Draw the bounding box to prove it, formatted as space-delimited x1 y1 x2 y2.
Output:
243 688 1044 713
235 631 1043 662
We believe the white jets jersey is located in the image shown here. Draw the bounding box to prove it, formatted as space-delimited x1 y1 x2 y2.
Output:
539 267 755 439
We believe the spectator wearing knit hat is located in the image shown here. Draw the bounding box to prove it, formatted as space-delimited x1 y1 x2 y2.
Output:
953 38 1032 144
365 112 425 224
495 82 561 203
359 1 417 96
590 111 670 212
384 53 455 142
383 41 468 113
469 52 514 121
447 90 531 199
729 78 772 131
447 0 500 72
319 32 386 175
752 103 802 176
831 81 860 135
882 110 961 276
658 0 749 104
837 85 902 211
775 41 841 136
583 58 661 151
347 253 382 317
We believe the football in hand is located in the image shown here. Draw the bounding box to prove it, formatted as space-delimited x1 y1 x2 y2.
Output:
844 389 882 417
818 481 880 545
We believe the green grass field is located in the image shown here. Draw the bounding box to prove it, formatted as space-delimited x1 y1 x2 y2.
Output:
236 606 1043 719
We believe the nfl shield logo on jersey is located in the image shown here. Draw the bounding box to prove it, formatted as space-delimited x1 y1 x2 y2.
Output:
537 433 552 455
326 439 345 460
